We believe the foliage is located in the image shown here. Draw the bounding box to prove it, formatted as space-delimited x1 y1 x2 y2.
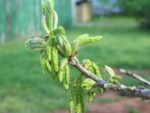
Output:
119 0 150 29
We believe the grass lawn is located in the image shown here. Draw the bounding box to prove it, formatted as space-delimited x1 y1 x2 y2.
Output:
0 17 150 113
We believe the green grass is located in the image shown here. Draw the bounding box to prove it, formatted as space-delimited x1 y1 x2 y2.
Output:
67 17 150 69
0 43 69 113
0 17 150 113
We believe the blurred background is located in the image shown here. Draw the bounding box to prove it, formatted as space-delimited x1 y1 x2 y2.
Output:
0 0 150 113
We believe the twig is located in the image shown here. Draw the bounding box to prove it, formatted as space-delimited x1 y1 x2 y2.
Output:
119 68 150 86
69 57 150 99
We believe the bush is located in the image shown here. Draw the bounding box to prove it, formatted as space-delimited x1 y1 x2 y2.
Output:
120 0 150 29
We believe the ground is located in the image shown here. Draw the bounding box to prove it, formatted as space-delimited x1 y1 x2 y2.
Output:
54 91 150 113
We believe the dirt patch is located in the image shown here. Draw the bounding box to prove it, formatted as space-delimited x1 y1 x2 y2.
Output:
87 92 150 113
53 91 150 113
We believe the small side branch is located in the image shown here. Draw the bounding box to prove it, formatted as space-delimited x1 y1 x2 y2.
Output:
70 57 150 99
119 69 150 86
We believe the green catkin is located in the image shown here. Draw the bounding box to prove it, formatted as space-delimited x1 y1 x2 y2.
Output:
75 76 85 113
49 31 59 74
87 89 96 102
91 62 102 79
51 46 59 73
79 80 85 113
65 65 70 85
58 69 64 82
63 64 70 90
69 87 75 113
75 87 81 113
46 46 51 61
58 58 68 82
45 59 52 73
82 59 103 102
83 59 102 79
41 51 52 74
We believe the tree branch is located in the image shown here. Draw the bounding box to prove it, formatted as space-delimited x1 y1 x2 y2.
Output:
119 68 150 86
44 35 150 99
69 57 150 99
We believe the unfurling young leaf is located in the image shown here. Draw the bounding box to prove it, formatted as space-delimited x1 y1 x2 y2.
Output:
105 65 116 77
54 27 72 57
71 35 102 56
53 10 58 29
25 38 46 51
79 36 102 46
71 39 80 56
42 0 54 30
105 65 122 84
42 15 50 34
72 34 103 48
63 38 72 57
56 35 64 47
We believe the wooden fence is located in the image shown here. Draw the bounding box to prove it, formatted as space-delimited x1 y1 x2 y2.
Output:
0 0 72 43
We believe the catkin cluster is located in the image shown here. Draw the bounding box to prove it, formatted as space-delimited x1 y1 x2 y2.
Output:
40 27 72 90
